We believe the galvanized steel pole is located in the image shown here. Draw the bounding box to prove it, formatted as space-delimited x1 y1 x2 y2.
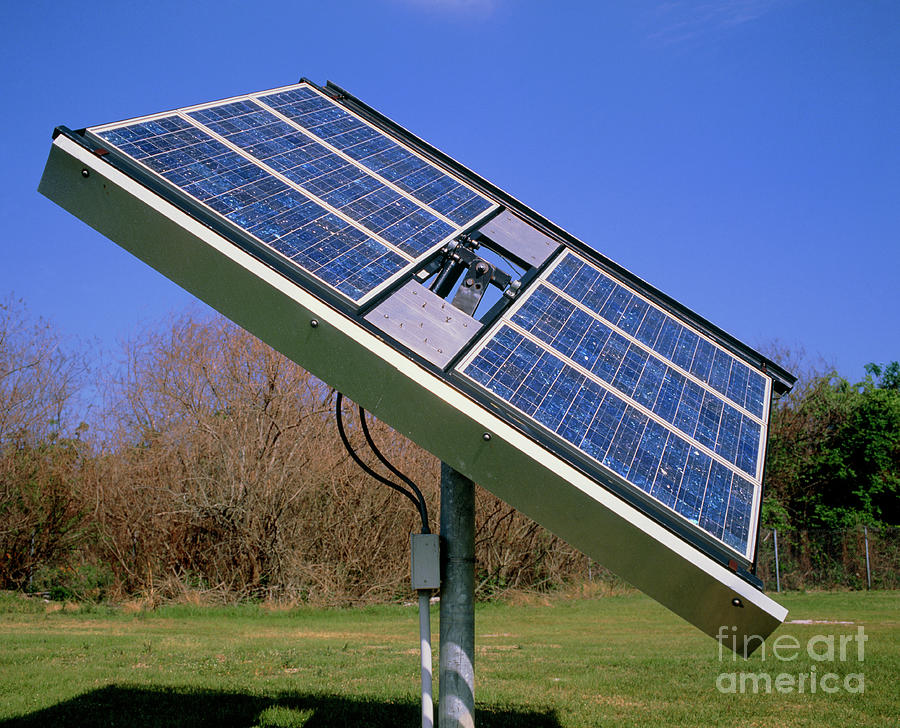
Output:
439 463 475 728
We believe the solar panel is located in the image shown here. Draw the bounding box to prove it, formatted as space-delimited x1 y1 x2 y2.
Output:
40 78 796 651
88 83 495 304
458 252 768 557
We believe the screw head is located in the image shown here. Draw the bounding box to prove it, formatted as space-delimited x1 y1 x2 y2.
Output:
731 597 744 608
81 168 90 178
482 432 492 441
310 319 319 328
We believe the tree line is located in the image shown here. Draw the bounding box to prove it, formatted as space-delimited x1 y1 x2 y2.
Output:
0 296 897 602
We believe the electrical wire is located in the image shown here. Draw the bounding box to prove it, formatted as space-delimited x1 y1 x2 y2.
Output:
358 404 430 520
334 392 430 533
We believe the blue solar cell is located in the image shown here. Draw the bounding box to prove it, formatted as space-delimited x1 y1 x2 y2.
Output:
723 475 754 550
690 338 715 381
727 361 750 411
602 406 647 478
257 88 493 226
699 462 732 538
612 345 647 398
673 380 704 435
95 115 406 301
745 372 767 418
652 436 690 509
655 317 681 360
619 296 649 336
627 419 667 493
636 305 665 349
677 448 711 524
655 369 686 422
695 392 724 451
633 356 666 410
578 391 623 461
187 101 454 257
672 328 699 371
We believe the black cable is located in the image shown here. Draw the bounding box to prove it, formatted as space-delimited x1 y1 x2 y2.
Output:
358 405 430 531
334 392 430 533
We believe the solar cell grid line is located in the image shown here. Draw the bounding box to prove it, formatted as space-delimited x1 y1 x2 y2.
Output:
184 98 459 259
458 323 759 555
503 281 764 480
89 112 411 303
253 85 495 227
547 252 769 419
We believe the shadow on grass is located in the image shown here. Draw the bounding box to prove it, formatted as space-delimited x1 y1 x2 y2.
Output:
0 685 561 727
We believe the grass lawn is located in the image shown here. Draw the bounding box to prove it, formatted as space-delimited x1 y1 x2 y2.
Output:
0 589 897 727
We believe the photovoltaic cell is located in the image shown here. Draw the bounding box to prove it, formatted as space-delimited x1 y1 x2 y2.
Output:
459 251 769 556
255 87 494 227
93 115 407 301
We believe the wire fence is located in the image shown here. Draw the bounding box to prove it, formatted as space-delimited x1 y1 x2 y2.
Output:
754 526 900 592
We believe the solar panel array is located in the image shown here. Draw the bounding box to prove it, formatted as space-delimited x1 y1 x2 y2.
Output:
89 83 494 303
459 251 770 557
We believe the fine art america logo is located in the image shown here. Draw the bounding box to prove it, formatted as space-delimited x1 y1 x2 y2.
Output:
715 624 866 694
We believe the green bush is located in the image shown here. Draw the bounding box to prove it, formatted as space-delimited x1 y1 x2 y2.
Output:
29 562 114 602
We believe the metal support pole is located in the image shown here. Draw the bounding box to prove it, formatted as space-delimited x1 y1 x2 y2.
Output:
863 526 871 590
419 590 435 728
773 529 781 593
439 463 475 728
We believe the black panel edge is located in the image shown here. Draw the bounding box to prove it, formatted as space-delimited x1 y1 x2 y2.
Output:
318 80 796 396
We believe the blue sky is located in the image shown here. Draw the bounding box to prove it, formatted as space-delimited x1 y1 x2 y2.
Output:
4 0 898 382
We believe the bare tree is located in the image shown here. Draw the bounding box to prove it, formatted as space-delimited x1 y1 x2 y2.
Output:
0 295 92 590
0 296 88 447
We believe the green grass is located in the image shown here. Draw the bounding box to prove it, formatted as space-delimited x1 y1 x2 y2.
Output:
0 590 897 727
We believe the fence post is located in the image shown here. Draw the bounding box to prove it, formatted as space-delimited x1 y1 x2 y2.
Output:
772 529 781 593
863 526 872 590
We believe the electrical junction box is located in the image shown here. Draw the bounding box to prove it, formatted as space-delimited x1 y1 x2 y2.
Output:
411 533 440 590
